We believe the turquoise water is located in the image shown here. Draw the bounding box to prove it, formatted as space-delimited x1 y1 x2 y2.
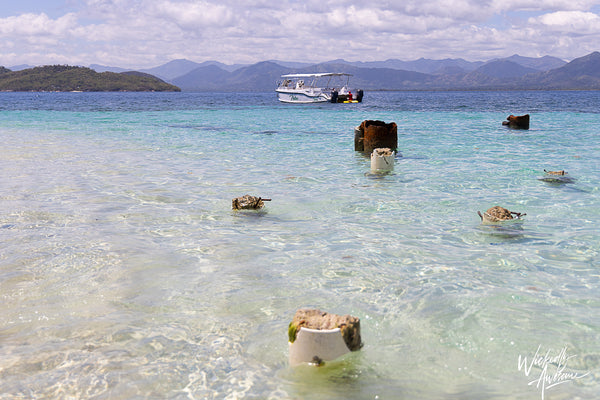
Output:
1 91 599 399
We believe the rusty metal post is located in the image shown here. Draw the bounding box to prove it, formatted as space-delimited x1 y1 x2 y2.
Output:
360 120 397 153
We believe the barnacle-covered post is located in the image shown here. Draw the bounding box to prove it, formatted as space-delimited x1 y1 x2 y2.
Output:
288 308 362 366
232 195 271 210
370 148 395 172
477 206 526 224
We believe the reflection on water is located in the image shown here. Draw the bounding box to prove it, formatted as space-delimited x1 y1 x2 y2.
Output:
477 220 527 241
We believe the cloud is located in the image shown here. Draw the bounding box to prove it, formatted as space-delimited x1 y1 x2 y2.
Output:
529 10 600 33
0 0 599 68
151 1 235 29
491 0 600 12
0 12 77 37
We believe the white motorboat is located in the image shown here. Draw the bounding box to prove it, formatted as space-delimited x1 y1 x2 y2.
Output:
276 73 363 104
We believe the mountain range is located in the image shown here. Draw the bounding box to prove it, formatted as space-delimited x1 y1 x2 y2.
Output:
7 52 600 91
168 52 600 91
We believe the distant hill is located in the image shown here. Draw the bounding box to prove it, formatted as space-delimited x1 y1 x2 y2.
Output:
226 61 290 91
427 52 600 90
165 52 600 91
0 65 180 92
524 51 600 89
500 55 566 71
89 64 128 73
165 53 593 91
8 64 34 71
341 58 485 74
109 53 564 85
302 62 432 90
173 61 289 91
5 52 598 92
140 59 245 80
171 64 235 90
325 55 565 74
471 60 540 79
140 59 205 81
266 60 316 69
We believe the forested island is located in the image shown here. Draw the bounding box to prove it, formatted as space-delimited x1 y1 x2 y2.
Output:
0 65 180 92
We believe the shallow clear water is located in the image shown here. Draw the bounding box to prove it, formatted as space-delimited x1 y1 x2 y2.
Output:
1 91 599 399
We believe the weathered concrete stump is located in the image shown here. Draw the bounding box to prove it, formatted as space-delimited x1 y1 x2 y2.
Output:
539 169 575 184
477 206 526 224
370 148 395 172
502 114 530 129
288 309 362 366
232 195 271 210
355 120 397 152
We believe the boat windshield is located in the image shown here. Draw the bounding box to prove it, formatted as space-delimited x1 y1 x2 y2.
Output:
278 73 351 90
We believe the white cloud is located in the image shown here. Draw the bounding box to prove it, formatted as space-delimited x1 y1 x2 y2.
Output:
0 12 77 37
0 1 599 68
530 10 600 33
491 0 600 12
151 1 235 30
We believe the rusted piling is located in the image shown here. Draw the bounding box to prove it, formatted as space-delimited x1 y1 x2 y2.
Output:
502 114 530 129
354 120 397 153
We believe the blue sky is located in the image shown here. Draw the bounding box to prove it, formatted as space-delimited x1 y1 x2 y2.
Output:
2 1 600 69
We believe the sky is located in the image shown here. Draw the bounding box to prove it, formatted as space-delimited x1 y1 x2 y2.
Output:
2 0 600 69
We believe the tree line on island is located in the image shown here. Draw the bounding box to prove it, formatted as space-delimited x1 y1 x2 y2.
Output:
0 65 180 92
2 51 600 92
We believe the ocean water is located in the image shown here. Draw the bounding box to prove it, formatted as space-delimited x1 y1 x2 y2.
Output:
0 91 599 399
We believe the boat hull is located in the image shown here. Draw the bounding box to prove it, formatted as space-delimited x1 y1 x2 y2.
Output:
276 89 329 103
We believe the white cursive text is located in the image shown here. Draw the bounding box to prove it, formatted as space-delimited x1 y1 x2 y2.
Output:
518 345 590 400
